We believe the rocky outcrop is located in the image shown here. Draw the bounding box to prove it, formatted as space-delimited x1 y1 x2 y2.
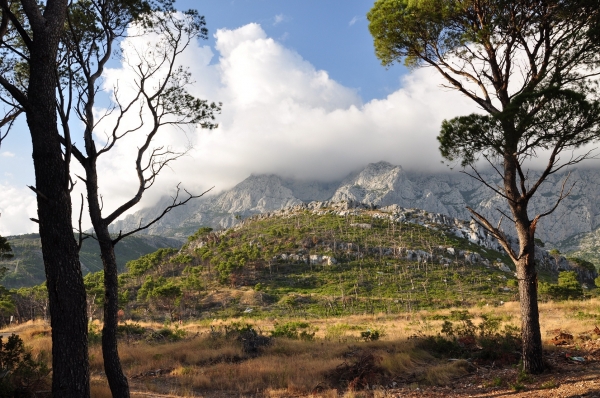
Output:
236 200 596 282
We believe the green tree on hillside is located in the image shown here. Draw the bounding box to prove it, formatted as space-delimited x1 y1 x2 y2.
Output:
0 236 13 260
539 271 584 300
368 0 600 373
83 272 105 320
137 276 182 321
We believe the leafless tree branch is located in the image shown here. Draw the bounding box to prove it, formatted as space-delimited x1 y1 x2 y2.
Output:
112 185 213 245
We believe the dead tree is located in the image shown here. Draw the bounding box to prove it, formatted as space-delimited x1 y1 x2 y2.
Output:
57 5 219 397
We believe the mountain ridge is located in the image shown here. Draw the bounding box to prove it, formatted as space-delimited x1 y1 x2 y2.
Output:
109 161 600 255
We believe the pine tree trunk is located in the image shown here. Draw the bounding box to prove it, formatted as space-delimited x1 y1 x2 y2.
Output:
25 2 90 395
504 152 544 374
85 158 130 396
98 230 130 398
516 254 544 373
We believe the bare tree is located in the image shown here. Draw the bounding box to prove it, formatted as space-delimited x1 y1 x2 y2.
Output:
0 1 90 395
57 4 219 396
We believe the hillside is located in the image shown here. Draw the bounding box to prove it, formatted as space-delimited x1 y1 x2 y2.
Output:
1 234 182 288
99 202 596 321
109 162 600 262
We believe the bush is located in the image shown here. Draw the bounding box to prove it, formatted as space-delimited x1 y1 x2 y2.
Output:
209 323 272 354
271 321 315 340
421 320 521 366
187 227 213 242
88 323 102 345
360 327 385 342
567 257 596 272
148 326 186 342
227 323 271 354
126 248 177 277
441 310 476 337
117 322 146 337
0 334 50 397
539 271 583 300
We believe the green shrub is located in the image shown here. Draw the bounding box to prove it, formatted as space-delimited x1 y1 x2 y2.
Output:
227 323 271 354
117 323 146 337
271 321 315 340
126 248 177 277
188 227 213 242
88 323 102 345
210 323 272 354
539 271 583 300
360 328 384 342
479 313 502 337
430 318 521 365
0 334 49 396
442 310 476 337
149 326 186 342
567 257 596 272
171 254 193 264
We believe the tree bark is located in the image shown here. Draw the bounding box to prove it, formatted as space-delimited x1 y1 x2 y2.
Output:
26 5 90 396
516 253 544 373
505 153 544 374
85 160 130 397
98 231 130 398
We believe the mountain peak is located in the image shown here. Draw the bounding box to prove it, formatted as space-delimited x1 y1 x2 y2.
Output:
110 162 599 246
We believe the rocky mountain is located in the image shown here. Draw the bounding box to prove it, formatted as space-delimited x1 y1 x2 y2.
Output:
110 161 600 255
237 200 597 284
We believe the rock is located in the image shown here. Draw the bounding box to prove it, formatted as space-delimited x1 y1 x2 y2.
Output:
350 223 372 229
309 255 322 265
498 263 512 273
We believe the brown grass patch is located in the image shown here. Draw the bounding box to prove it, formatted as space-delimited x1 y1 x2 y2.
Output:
9 298 600 396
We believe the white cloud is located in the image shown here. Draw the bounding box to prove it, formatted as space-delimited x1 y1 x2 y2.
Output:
0 151 14 157
273 14 286 26
349 16 362 26
3 22 598 236
105 22 475 207
0 183 36 236
0 22 481 234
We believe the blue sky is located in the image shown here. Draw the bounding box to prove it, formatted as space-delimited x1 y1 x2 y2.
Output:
183 0 407 101
0 1 477 235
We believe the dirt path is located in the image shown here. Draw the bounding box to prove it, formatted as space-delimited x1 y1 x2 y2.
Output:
389 363 600 397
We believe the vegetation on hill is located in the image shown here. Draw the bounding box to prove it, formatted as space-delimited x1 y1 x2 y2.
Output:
0 211 598 395
0 234 182 289
41 207 596 322
3 206 596 325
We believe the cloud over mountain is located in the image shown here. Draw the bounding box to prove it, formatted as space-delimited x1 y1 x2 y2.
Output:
0 22 478 235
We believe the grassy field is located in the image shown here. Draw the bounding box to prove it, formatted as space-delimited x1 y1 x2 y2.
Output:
4 206 598 397
6 297 600 397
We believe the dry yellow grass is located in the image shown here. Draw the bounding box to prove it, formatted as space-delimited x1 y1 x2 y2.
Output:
5 298 600 396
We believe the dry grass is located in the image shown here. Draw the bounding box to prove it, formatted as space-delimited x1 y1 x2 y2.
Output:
90 380 112 398
5 298 600 396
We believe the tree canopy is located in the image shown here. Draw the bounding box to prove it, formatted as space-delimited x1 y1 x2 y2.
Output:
0 236 13 260
368 0 600 374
